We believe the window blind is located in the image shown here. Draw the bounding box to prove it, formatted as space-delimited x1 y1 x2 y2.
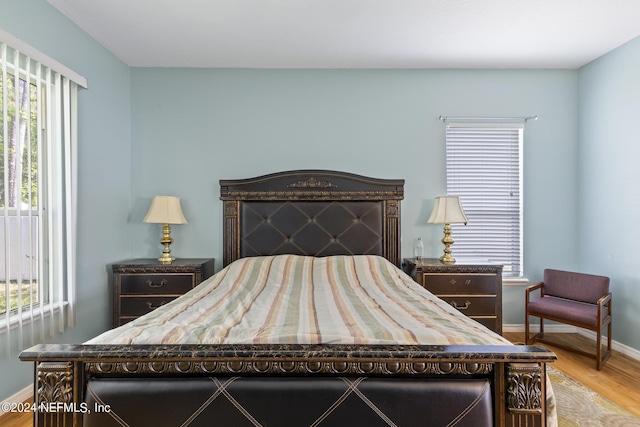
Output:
1 37 79 353
446 124 523 277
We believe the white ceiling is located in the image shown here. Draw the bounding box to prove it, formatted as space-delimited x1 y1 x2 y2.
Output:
48 0 640 69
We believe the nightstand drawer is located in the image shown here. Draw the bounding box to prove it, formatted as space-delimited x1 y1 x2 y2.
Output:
119 274 194 295
402 258 503 335
111 258 215 327
422 273 498 295
473 317 498 332
438 296 497 316
119 296 175 317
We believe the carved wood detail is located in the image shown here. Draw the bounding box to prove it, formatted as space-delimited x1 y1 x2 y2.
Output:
37 362 74 404
506 363 543 414
421 265 503 274
87 360 492 377
287 177 338 188
224 200 240 266
386 200 399 217
35 362 75 427
223 190 401 200
113 265 202 274
384 200 401 265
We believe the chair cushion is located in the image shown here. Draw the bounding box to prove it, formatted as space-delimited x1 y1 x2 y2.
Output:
528 296 607 328
543 269 609 304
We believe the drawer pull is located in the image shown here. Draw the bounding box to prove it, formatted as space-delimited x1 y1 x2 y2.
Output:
449 279 456 285
465 279 472 285
146 279 168 288
451 300 471 310
146 300 168 310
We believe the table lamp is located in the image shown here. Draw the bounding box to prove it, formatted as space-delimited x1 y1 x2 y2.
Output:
427 195 468 264
144 195 187 264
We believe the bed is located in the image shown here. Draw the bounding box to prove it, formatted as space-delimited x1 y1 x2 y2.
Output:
20 170 556 427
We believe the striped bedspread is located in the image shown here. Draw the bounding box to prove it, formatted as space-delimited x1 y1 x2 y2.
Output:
88 254 556 426
88 254 510 346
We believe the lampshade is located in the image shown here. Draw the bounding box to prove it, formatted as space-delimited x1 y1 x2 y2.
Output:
427 196 468 225
144 196 187 225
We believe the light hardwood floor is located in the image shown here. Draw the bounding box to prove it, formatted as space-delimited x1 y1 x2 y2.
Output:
0 399 33 427
2 333 639 426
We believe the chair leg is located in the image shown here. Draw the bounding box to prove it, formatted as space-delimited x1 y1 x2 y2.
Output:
596 326 602 370
599 320 613 370
525 314 544 345
596 320 613 371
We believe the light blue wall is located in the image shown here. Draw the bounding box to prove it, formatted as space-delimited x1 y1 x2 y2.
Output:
578 36 640 351
129 67 579 325
0 0 132 401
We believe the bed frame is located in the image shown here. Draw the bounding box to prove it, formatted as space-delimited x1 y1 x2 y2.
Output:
20 170 556 427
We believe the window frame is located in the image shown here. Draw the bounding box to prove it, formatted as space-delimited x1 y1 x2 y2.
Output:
1 34 83 351
445 123 524 278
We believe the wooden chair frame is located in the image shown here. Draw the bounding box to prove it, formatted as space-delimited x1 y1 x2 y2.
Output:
526 281 612 370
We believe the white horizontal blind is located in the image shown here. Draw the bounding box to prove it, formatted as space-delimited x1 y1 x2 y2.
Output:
446 124 523 277
1 38 78 353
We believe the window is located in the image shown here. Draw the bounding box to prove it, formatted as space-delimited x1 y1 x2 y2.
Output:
0 65 41 313
1 33 84 351
445 124 523 277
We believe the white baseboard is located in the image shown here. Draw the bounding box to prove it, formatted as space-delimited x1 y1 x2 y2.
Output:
503 324 578 334
0 384 32 417
504 323 640 362
576 329 640 361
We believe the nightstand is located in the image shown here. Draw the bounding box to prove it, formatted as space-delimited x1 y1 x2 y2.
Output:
403 258 503 335
111 258 215 327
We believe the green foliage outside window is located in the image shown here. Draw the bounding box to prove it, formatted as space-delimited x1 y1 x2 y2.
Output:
1 71 41 315
0 72 39 209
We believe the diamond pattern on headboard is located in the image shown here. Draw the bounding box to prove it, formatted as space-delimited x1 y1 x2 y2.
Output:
220 170 404 267
241 201 384 258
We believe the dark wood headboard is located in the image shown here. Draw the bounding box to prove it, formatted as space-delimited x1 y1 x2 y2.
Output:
220 170 404 267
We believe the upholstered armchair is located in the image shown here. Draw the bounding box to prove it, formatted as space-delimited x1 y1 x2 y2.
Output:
525 269 612 370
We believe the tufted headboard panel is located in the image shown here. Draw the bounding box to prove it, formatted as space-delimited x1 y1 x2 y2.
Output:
220 170 404 267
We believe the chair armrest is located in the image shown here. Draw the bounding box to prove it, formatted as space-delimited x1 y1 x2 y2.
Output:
597 292 612 307
597 292 612 320
525 282 544 305
526 282 543 292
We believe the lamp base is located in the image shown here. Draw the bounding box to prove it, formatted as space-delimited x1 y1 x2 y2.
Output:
439 223 456 264
158 254 174 265
158 223 174 264
439 253 455 264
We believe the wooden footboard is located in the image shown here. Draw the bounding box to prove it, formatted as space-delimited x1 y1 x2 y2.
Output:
20 344 556 427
